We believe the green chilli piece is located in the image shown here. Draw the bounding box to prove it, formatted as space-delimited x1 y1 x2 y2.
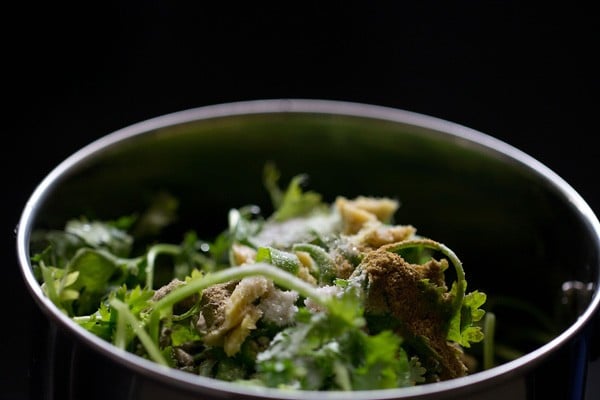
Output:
292 243 336 285
255 246 301 274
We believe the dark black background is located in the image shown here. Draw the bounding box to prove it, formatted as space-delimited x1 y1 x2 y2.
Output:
3 2 599 399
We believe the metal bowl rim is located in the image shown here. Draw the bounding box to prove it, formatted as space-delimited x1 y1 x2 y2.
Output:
15 98 600 399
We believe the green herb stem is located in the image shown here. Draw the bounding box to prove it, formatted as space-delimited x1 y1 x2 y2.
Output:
114 308 127 350
151 263 330 321
146 243 184 289
147 262 332 347
109 298 168 366
73 315 92 323
482 311 496 370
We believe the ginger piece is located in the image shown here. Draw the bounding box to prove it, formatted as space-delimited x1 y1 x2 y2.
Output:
335 196 399 234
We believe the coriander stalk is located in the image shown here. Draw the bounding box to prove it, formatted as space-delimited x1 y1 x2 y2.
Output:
145 243 184 289
147 263 334 343
483 311 496 370
110 298 168 366
152 262 329 315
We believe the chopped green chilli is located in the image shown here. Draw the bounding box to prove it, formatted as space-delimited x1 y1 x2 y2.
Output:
31 164 492 391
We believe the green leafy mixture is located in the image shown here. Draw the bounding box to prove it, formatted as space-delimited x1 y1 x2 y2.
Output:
31 164 491 391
